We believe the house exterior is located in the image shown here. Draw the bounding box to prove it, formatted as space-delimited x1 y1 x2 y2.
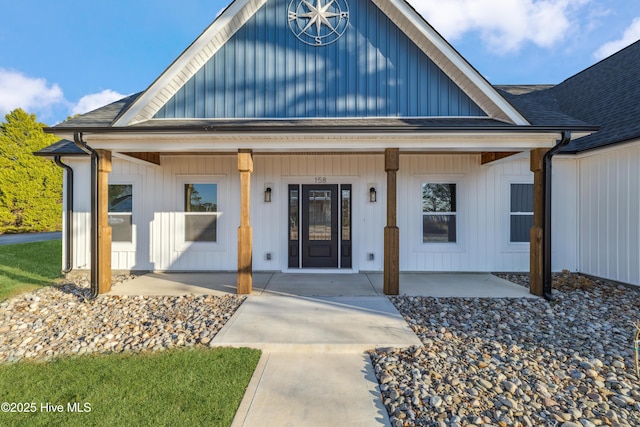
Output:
38 0 612 296
498 40 640 288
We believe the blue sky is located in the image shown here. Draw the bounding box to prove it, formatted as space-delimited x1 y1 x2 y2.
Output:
1 0 639 125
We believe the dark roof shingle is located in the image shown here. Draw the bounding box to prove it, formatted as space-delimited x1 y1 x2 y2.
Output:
550 40 640 153
33 139 88 157
53 93 142 128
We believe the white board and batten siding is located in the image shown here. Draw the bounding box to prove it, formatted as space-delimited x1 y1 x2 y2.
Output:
575 141 640 287
63 153 580 274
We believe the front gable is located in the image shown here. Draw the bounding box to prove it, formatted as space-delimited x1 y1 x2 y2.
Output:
114 0 528 126
155 0 485 119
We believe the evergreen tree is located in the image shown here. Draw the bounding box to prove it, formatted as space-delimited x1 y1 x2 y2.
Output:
0 109 62 233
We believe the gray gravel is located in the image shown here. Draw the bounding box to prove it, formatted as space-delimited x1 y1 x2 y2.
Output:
0 277 244 363
370 273 640 427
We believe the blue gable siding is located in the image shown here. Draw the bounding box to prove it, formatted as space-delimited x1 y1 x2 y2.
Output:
155 0 486 119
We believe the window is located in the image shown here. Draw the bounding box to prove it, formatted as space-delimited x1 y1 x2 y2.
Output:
422 183 456 243
510 183 534 243
108 184 133 242
184 183 218 242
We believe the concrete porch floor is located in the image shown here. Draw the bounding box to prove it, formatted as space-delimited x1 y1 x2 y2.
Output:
108 272 536 298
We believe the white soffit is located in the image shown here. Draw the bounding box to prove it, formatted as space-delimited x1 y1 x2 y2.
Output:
82 131 558 153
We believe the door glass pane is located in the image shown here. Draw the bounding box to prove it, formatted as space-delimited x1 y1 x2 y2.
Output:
341 188 351 241
308 190 332 241
289 188 299 241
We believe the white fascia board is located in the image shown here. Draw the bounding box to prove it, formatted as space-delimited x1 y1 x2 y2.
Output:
85 132 559 152
378 0 529 126
112 0 264 127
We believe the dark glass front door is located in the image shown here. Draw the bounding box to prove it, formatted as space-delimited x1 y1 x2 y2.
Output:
302 185 338 268
288 184 352 269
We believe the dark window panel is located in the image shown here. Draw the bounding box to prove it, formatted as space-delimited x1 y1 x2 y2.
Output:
423 214 456 243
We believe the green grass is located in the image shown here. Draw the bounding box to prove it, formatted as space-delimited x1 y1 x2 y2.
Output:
0 239 62 300
0 347 262 427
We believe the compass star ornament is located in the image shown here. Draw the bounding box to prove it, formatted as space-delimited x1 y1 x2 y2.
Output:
288 0 349 46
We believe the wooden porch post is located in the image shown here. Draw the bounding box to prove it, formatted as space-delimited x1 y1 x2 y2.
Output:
529 148 547 297
237 150 253 294
96 149 112 294
384 148 400 295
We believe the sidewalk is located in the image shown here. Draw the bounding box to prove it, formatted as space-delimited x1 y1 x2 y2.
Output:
211 295 422 426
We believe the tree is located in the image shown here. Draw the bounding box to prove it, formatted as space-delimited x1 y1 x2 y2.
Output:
0 109 62 233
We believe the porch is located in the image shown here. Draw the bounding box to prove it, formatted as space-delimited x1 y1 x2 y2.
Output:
107 272 536 298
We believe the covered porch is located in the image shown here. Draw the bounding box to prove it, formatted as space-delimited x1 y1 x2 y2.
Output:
107 272 537 298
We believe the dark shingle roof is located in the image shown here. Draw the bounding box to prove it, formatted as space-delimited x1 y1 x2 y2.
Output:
499 41 640 153
53 93 142 128
33 139 88 157
496 87 592 128
550 40 640 153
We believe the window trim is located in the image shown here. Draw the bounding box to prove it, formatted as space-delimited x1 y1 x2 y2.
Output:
415 175 464 253
175 175 226 251
502 178 534 252
509 182 534 244
108 176 140 251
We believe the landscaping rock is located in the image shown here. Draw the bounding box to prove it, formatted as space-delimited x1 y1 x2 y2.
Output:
0 279 244 363
369 273 640 427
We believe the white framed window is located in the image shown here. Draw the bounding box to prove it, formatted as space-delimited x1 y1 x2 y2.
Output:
108 184 133 243
184 183 218 242
175 175 226 252
422 183 457 243
510 183 534 243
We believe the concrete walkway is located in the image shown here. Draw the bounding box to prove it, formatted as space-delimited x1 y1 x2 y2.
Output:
214 295 421 426
107 272 535 426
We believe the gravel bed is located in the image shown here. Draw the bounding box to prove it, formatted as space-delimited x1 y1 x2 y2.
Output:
0 277 245 364
370 273 640 427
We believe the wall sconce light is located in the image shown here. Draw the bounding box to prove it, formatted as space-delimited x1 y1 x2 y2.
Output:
264 187 272 203
369 187 377 203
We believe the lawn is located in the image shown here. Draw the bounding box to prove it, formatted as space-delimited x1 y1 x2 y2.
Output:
0 239 62 300
0 347 262 427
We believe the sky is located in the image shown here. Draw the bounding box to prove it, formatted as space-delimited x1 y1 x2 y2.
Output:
1 0 639 125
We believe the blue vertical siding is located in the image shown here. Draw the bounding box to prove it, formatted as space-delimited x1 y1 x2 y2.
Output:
155 0 486 119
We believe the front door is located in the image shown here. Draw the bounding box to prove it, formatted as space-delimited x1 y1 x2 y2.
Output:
288 184 352 269
302 185 338 268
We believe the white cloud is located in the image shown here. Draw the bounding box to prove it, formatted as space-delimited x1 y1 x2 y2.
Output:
414 0 590 53
71 89 127 116
594 17 640 59
0 68 65 116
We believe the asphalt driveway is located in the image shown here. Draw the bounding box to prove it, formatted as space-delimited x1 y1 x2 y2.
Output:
0 232 62 245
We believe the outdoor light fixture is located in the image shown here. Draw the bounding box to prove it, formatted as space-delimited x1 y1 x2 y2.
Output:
369 187 377 203
264 187 272 203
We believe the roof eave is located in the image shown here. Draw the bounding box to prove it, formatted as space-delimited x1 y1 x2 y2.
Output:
44 124 599 136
